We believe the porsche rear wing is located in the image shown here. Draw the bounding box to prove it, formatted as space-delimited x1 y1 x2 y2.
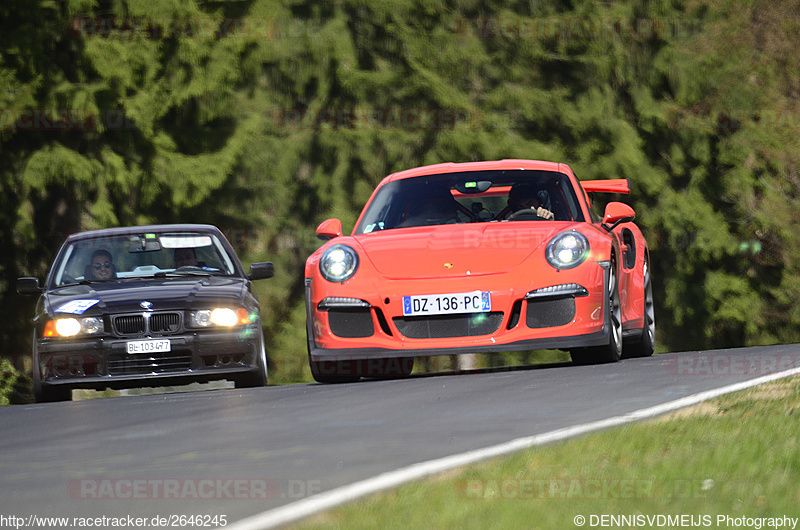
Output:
580 179 630 195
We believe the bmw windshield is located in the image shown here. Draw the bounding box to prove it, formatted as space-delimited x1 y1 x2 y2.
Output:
49 231 238 288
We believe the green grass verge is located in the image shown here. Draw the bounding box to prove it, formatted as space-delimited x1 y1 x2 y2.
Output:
297 376 800 529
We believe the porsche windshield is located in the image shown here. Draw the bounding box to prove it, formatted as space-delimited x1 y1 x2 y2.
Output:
50 231 237 287
355 170 585 234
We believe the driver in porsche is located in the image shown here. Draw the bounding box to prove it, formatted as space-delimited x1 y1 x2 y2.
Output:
507 181 555 220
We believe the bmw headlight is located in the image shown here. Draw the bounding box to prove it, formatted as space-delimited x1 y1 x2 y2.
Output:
44 317 104 337
191 308 253 327
320 244 359 283
55 318 81 337
546 231 589 270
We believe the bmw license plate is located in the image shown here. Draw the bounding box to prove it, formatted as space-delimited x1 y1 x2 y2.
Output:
402 291 491 316
127 339 171 354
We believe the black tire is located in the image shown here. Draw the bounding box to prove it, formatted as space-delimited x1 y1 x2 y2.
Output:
360 357 415 379
34 380 72 403
309 359 361 384
571 260 623 365
235 329 269 388
623 260 655 358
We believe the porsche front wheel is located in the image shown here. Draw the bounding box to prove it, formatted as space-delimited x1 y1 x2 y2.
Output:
571 260 622 364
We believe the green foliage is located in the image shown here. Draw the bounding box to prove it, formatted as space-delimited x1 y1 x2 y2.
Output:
3 0 800 391
0 359 33 405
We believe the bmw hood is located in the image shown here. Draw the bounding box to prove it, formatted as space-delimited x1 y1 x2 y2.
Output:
45 277 247 316
354 223 579 279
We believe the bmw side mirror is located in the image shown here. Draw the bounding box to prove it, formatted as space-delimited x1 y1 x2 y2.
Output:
249 262 275 281
17 277 43 295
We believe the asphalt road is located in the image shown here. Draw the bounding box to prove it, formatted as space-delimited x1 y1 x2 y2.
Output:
2 345 799 528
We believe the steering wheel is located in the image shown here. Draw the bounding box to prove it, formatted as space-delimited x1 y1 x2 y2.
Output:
508 209 548 221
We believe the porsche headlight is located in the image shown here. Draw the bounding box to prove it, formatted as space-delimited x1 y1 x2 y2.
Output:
320 244 359 283
44 317 104 337
546 231 589 270
191 308 252 327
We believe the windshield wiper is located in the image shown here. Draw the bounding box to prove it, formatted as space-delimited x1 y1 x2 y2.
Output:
55 280 92 288
154 270 214 277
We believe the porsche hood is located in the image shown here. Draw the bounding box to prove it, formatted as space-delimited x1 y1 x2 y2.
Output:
353 223 581 279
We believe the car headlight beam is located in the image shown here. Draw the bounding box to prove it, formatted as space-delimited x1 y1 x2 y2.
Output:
55 318 82 337
320 244 359 283
191 308 252 328
546 231 590 270
45 317 105 337
211 308 238 326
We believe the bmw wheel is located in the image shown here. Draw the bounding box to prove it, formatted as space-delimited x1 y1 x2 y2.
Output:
235 328 269 388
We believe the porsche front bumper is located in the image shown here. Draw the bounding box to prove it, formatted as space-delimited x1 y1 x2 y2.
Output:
306 261 612 362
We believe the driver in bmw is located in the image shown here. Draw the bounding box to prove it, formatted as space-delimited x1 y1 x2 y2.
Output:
173 247 199 268
86 249 117 280
507 182 555 220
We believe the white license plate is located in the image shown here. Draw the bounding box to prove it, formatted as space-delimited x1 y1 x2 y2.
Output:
402 291 491 316
127 339 171 354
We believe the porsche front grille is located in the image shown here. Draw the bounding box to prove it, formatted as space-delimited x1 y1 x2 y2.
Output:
393 312 504 339
526 298 576 328
328 308 375 338
112 312 182 336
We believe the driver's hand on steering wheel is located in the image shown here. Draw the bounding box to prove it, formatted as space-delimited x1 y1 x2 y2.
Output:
507 205 555 220
532 206 555 220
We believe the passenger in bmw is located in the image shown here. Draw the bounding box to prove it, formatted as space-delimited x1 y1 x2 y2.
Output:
85 249 117 280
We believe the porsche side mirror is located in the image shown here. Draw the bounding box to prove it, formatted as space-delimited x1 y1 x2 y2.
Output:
249 262 275 281
316 218 343 241
602 202 635 232
17 277 43 295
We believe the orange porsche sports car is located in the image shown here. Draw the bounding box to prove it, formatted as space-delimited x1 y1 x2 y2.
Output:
304 159 654 382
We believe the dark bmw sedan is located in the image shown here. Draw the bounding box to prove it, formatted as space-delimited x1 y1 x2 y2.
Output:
17 224 275 402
